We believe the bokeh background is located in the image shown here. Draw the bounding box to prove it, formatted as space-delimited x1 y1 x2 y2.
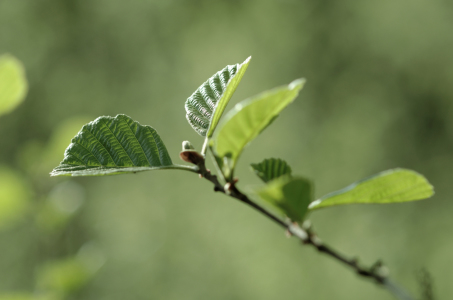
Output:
1 0 452 299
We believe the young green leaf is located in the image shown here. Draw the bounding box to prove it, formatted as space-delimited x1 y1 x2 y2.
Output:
256 175 312 223
308 168 434 210
185 57 251 138
251 158 292 183
212 78 305 179
0 54 28 116
51 114 197 176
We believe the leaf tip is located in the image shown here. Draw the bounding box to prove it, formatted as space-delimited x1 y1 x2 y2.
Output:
307 199 321 210
395 168 436 199
289 78 306 91
49 171 66 177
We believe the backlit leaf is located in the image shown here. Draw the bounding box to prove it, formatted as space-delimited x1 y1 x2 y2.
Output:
256 175 312 223
308 169 434 210
185 57 251 137
212 78 305 179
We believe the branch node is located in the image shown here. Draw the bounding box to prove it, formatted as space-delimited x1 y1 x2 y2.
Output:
224 183 233 194
370 259 383 272
351 257 359 267
378 266 390 278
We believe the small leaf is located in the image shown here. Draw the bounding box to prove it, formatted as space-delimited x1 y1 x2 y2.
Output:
308 169 434 210
213 78 305 179
251 158 292 183
256 175 312 223
185 57 251 137
0 54 28 116
51 114 196 176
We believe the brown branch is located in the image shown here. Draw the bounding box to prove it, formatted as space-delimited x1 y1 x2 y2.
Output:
188 156 417 300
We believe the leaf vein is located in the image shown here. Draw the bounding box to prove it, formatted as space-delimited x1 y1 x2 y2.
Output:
125 120 153 166
85 127 117 166
73 140 103 165
99 118 136 166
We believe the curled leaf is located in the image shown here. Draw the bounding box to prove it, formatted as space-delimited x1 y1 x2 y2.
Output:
185 57 251 137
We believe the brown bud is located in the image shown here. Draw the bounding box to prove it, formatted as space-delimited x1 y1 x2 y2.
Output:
179 150 204 165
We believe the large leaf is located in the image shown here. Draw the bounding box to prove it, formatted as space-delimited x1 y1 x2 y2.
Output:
251 158 292 183
0 54 28 116
212 78 305 179
308 169 434 210
185 57 251 137
256 175 312 223
51 115 196 176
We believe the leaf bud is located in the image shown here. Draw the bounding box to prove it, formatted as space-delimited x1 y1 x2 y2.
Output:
179 150 204 165
182 141 195 151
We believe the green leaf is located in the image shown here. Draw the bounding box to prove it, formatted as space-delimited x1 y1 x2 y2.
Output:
185 56 251 137
0 54 28 116
51 114 197 176
213 78 305 179
256 175 312 223
308 168 434 210
251 158 292 183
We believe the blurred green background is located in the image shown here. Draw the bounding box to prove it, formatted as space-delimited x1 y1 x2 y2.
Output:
1 0 452 299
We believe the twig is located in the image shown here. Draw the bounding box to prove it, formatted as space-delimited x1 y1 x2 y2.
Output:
194 158 416 300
